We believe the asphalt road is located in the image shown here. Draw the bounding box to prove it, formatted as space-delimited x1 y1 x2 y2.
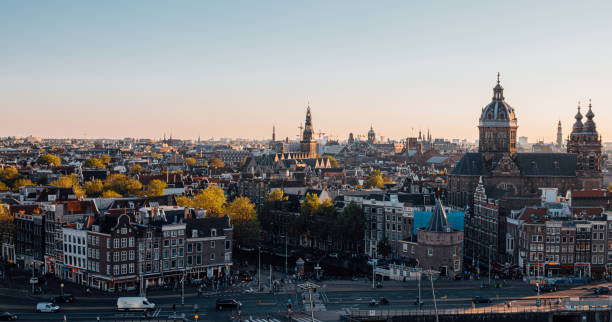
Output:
0 281 609 321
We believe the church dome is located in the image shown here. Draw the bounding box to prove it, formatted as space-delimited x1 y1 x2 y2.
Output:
368 126 375 135
583 101 597 133
572 103 584 133
478 75 517 127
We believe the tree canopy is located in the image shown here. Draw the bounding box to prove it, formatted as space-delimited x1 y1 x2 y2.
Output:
144 179 166 196
322 155 339 167
0 168 20 188
37 154 61 166
84 179 104 197
103 173 142 196
365 169 384 189
129 164 143 174
12 178 35 191
182 186 226 217
377 237 392 258
102 190 122 198
226 196 260 248
0 205 15 244
83 157 106 169
185 158 196 166
51 174 85 198
267 189 287 202
210 158 225 169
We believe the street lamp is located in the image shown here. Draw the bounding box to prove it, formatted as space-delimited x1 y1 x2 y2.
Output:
258 245 262 291
298 282 320 322
60 283 64 296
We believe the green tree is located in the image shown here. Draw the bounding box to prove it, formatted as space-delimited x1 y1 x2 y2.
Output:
336 202 365 252
322 155 339 167
144 179 167 196
103 173 142 196
37 154 61 166
84 179 104 197
377 237 392 258
51 174 85 198
102 190 122 198
83 157 106 169
13 178 35 191
226 196 261 248
365 169 384 189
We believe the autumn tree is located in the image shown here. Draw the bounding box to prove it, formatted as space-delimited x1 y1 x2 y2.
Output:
84 179 104 197
210 158 225 169
102 190 122 198
365 169 384 189
301 192 321 217
129 164 143 174
226 196 261 248
0 182 8 191
188 186 226 217
185 158 196 167
12 178 35 191
144 179 166 196
37 153 61 166
103 173 142 196
0 168 20 188
267 189 286 202
83 157 106 169
0 205 15 245
100 154 111 165
51 174 85 198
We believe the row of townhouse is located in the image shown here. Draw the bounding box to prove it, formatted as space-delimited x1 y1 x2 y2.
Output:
3 201 233 293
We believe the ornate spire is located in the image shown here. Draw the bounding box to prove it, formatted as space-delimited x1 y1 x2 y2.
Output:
584 99 596 133
493 72 504 101
302 104 315 142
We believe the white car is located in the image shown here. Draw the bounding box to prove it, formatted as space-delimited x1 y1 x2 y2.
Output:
29 277 39 284
36 302 60 313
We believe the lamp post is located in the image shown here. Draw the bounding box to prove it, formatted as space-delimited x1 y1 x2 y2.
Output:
258 245 262 291
60 283 64 296
298 282 320 322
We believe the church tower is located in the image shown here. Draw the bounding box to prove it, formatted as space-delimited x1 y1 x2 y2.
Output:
556 121 563 147
567 100 602 187
478 73 518 162
367 126 376 144
300 105 317 158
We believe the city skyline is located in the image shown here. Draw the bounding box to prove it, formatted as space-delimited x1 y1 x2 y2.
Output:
1 1 611 141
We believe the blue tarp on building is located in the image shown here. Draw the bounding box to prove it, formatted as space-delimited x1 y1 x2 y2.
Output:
413 210 464 235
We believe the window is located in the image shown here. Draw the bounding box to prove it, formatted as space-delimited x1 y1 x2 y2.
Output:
178 238 184 246
178 248 184 256
192 229 198 238
114 238 119 248
114 252 119 262
129 238 135 247
163 249 168 259
428 248 433 256
129 250 134 260
121 251 127 261
211 241 215 248
113 265 119 275
197 243 202 252
121 264 127 275
163 261 169 270
121 228 127 234
211 229 217 237
121 238 127 248
129 263 134 274
172 239 177 246
178 230 184 236
187 256 193 265
187 244 193 253
171 231 177 237
178 259 184 268
210 253 215 261
164 240 170 247
225 240 231 250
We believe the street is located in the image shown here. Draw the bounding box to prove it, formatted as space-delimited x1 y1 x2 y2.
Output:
2 278 611 321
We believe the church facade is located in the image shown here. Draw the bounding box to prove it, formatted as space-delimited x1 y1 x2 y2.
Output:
448 76 603 208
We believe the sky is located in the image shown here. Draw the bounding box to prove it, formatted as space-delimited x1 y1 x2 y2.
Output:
1 1 611 142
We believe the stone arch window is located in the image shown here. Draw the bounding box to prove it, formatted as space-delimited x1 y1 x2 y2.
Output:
487 112 493 120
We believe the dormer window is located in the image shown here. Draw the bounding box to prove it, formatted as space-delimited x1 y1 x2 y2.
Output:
192 229 198 238
211 229 217 237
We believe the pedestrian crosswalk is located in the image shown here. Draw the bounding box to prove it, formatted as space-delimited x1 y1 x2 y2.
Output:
245 319 281 322
292 317 323 322
244 317 322 322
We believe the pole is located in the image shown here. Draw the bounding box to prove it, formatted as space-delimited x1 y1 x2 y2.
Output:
270 262 272 293
258 245 261 291
181 270 185 305
285 235 288 277
429 271 439 322
488 245 491 287
418 268 421 308
372 262 376 289
308 288 315 322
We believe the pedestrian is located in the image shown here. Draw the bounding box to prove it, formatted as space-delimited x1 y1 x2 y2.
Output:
96 316 100 321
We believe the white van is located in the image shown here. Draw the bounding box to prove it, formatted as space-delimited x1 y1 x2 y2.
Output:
117 297 155 312
36 302 60 313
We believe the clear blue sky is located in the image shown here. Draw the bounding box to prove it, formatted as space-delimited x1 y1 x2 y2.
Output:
1 1 610 142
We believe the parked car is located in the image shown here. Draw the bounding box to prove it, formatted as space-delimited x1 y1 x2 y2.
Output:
375 281 383 288
328 253 339 259
595 287 610 294
215 299 242 310
36 303 60 313
29 277 38 284
51 294 74 303
472 296 492 304
0 312 18 320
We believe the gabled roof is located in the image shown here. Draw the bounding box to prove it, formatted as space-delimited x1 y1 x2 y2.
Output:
450 153 488 176
515 153 576 176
